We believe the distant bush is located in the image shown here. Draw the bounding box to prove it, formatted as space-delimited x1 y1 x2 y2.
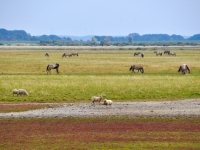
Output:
119 48 125 50
136 47 142 50
40 43 47 46
0 43 4 45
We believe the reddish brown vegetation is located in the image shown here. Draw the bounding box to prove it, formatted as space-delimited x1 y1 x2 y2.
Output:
0 118 200 149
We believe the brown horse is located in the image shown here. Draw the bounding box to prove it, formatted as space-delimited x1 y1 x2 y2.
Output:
45 52 49 57
71 52 78 56
129 65 144 73
164 50 170 54
62 53 72 57
134 52 141 57
46 63 60 74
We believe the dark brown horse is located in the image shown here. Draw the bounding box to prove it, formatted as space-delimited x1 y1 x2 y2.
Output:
129 65 144 73
178 64 190 75
46 63 60 74
141 53 144 58
164 50 170 54
45 52 49 57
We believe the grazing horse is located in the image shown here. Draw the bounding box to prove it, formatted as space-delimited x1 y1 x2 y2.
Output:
164 50 170 55
169 52 176 56
45 52 49 57
62 53 72 57
178 64 190 75
46 63 59 74
154 51 162 56
134 52 141 57
141 53 144 58
129 65 144 73
71 52 78 56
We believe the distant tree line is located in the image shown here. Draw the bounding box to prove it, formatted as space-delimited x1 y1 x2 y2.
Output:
39 39 199 46
0 29 72 41
40 40 80 46
0 28 200 43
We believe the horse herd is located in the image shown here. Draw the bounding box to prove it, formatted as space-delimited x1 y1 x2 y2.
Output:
134 50 176 57
45 52 78 57
45 51 190 75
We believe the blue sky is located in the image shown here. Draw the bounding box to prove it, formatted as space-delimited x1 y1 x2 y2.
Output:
0 0 200 36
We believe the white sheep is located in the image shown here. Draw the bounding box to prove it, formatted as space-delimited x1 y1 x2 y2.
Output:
103 99 113 105
12 89 18 96
17 89 29 97
92 96 103 104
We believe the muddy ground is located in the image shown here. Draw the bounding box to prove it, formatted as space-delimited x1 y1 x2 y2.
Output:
0 99 200 118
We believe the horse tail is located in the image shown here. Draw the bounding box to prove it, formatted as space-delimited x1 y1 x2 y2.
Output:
46 65 49 71
77 53 78 56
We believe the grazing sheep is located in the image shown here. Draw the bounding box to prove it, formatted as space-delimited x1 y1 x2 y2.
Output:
12 89 18 96
92 96 103 104
103 99 113 105
17 89 29 97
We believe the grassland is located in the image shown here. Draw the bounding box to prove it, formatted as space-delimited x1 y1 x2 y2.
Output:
0 49 200 102
0 118 200 149
1 48 200 149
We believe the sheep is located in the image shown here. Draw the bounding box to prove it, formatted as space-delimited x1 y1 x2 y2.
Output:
17 89 29 97
103 99 113 105
92 96 103 104
12 89 18 96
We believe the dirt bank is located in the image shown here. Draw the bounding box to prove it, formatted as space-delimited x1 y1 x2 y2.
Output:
0 99 200 118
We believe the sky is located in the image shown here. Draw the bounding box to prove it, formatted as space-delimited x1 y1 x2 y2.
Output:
0 0 200 37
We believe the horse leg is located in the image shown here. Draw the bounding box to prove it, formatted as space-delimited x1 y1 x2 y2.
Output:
56 68 59 74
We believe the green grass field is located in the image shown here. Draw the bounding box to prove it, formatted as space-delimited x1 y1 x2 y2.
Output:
0 49 200 102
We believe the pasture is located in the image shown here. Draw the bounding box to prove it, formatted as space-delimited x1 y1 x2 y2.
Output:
0 48 200 149
0 49 200 102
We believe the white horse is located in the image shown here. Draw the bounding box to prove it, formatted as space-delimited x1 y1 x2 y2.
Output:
178 64 190 75
169 52 176 56
154 51 162 56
